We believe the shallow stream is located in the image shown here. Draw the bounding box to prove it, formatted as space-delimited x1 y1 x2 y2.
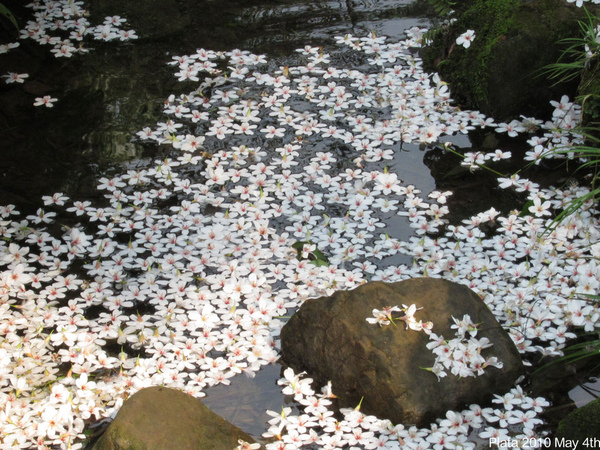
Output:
0 0 597 447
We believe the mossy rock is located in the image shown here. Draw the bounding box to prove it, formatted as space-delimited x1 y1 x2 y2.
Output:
422 0 591 120
91 386 256 450
555 397 600 441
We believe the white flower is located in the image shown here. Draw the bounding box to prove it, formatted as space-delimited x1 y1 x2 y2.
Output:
34 95 58 107
236 440 261 450
528 197 552 217
456 30 476 48
2 72 28 83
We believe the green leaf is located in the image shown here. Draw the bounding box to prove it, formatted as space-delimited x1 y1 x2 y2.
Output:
311 247 329 263
519 200 534 217
310 259 329 267
581 294 600 303
291 241 306 251
443 165 470 179
0 3 19 31
292 240 329 266
426 0 455 16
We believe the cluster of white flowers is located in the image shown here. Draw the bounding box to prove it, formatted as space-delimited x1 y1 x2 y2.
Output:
2 0 137 108
0 4 599 448
460 147 511 172
426 314 503 380
367 304 433 332
20 0 138 54
264 368 548 449
368 308 500 380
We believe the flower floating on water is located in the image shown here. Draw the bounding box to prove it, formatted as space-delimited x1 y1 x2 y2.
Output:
2 72 28 83
0 42 19 54
528 196 552 217
34 95 58 107
456 30 476 49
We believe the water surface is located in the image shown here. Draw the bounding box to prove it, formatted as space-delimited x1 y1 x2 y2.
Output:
0 0 433 213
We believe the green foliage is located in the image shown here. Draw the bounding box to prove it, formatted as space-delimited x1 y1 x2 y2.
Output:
536 134 600 369
536 35 600 368
581 93 600 122
545 332 600 366
453 0 519 108
519 199 535 218
538 10 600 239
0 2 18 31
423 24 446 48
422 0 521 112
542 133 600 234
543 8 600 123
426 0 455 17
544 8 600 86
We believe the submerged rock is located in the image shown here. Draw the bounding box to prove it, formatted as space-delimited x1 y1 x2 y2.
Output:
91 386 256 450
280 278 522 426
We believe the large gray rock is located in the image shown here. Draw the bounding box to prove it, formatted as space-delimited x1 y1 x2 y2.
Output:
281 278 523 426
92 386 256 450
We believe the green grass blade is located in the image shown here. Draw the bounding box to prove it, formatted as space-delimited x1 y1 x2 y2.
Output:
0 3 18 31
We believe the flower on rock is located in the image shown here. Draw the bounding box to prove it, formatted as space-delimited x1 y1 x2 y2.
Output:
399 303 433 333
366 305 401 326
366 304 433 332
425 314 502 380
236 440 261 450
